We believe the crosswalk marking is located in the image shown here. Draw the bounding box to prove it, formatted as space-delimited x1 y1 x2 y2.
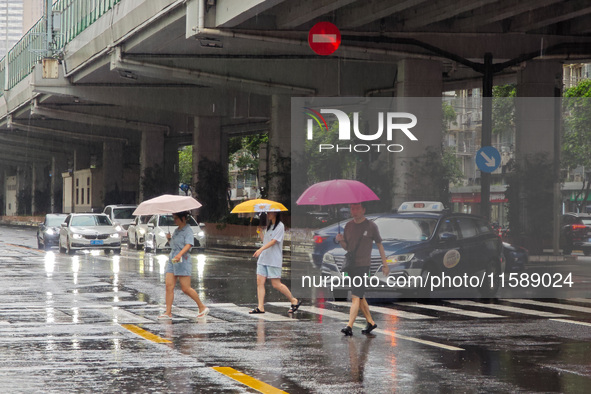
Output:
270 303 464 351
506 299 591 314
395 302 505 318
171 306 226 323
109 308 153 324
446 300 569 318
566 298 591 305
218 304 295 322
329 301 436 320
550 319 591 327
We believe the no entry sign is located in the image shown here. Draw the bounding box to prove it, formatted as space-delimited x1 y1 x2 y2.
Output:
308 22 341 56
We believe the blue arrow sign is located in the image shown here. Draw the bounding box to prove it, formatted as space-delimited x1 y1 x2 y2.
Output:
476 146 501 173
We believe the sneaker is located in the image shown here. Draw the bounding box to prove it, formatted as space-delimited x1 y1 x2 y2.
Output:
361 323 377 335
341 326 353 336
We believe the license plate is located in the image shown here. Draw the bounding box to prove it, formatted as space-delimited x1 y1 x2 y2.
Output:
91 240 104 245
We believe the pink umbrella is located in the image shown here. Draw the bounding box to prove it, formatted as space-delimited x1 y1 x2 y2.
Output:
296 179 379 233
296 179 379 206
133 194 202 215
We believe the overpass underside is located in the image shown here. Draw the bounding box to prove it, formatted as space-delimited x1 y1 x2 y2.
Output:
0 0 590 215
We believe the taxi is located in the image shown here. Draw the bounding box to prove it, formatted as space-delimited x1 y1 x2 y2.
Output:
320 202 503 298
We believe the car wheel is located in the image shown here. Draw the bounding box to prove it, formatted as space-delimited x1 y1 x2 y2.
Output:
478 260 501 298
66 240 74 255
112 248 121 255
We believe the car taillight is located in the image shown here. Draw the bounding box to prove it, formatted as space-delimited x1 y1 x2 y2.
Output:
313 235 327 244
571 224 586 230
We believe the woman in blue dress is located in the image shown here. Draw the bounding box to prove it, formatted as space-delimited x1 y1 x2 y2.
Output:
158 211 209 319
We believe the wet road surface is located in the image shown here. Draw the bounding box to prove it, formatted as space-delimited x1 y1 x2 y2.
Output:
1 226 591 393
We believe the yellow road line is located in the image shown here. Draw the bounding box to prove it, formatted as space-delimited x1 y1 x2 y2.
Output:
212 367 288 394
121 324 171 343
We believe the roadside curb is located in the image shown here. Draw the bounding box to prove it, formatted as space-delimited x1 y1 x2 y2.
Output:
529 255 578 263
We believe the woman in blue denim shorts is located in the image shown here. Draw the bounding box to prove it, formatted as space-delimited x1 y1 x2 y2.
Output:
250 211 302 314
158 211 209 320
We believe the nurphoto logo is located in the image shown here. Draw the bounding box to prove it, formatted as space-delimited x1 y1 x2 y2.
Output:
304 107 418 152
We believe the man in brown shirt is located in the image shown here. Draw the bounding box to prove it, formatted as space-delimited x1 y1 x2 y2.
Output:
336 203 389 336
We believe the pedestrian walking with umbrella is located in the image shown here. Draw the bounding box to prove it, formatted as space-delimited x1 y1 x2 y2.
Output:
133 195 209 320
231 199 302 314
297 180 389 336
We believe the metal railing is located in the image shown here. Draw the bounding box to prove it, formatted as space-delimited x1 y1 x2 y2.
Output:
0 0 121 97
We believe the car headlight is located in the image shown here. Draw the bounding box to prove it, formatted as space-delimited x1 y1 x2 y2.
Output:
323 253 336 264
115 225 123 232
387 253 415 264
45 229 55 236
72 233 83 239
139 228 146 235
197 231 205 237
110 233 120 238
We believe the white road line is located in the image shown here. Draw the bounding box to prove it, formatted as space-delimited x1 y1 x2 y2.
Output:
171 306 226 323
566 298 591 305
549 319 591 327
395 302 505 318
505 299 591 314
446 300 568 318
218 304 295 322
108 309 153 324
328 301 436 320
267 303 463 351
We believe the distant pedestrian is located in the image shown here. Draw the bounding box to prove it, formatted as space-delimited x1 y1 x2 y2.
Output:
158 211 209 320
335 203 389 335
250 211 302 314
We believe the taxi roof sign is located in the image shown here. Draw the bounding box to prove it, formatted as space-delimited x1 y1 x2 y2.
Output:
398 201 445 212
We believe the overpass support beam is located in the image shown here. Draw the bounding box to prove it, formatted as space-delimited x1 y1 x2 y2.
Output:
192 115 223 190
268 95 291 202
140 129 165 200
103 141 124 205
393 59 443 207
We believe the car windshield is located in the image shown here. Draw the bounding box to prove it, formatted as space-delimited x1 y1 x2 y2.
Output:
139 216 152 224
158 215 199 226
71 215 112 226
46 216 66 226
374 217 438 241
113 208 135 219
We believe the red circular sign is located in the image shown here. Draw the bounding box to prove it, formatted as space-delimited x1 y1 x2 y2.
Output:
308 22 341 56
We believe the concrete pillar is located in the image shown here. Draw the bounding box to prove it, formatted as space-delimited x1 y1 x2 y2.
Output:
102 141 124 205
16 165 32 215
393 59 443 207
140 129 165 200
268 95 291 202
31 162 48 215
516 61 562 158
51 155 67 213
192 116 222 188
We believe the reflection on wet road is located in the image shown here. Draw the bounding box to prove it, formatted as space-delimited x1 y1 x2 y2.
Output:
0 226 591 392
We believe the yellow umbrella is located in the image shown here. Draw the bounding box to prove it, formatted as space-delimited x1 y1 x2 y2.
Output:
231 199 288 213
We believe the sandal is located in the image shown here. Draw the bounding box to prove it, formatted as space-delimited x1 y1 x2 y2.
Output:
157 314 172 320
196 307 210 318
288 300 302 313
249 307 265 314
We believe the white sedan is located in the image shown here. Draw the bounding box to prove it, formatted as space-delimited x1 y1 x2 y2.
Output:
127 215 152 249
144 214 206 254
59 213 121 255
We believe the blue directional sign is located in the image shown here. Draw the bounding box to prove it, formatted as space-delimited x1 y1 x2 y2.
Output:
475 146 501 173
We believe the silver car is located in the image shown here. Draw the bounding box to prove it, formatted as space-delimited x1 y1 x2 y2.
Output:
59 213 121 255
127 214 152 249
144 214 206 254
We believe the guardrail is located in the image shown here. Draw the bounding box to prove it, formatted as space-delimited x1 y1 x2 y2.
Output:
0 0 121 97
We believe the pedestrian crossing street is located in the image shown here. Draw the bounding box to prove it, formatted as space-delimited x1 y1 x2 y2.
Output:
3 297 590 328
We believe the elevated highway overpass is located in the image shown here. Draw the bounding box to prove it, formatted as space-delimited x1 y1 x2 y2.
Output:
1 0 591 215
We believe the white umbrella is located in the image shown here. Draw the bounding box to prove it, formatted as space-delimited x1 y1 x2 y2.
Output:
133 194 202 216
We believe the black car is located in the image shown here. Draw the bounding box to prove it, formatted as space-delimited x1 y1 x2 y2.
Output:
320 202 504 298
560 213 591 255
37 214 68 250
502 242 528 272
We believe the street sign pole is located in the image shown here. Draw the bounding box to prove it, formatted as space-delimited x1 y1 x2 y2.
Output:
481 52 493 220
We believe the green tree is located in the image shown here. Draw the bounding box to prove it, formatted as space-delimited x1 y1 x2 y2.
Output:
442 102 457 133
492 84 516 138
563 79 591 210
178 146 192 185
